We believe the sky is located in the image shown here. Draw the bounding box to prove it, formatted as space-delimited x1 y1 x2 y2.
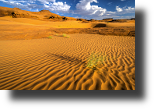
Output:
0 0 135 20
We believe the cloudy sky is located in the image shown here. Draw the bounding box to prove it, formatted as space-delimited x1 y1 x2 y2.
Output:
0 0 135 20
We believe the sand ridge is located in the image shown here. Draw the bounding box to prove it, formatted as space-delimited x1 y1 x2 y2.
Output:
0 34 135 90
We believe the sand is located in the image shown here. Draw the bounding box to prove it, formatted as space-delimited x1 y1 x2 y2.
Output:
0 34 135 90
0 15 135 90
0 17 135 40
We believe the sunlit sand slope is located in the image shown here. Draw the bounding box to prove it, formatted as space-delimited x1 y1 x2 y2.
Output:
0 34 135 90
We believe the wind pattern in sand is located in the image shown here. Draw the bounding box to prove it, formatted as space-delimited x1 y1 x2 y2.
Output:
0 34 135 90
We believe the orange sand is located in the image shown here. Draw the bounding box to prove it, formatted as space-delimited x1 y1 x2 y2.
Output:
0 12 135 90
0 34 135 90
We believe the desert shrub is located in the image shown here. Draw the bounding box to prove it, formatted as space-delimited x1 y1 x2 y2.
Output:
62 34 70 38
86 52 105 70
62 33 66 37
86 52 118 70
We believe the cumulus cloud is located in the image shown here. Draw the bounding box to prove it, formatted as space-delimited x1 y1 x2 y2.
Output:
72 0 134 19
74 0 134 19
0 0 34 10
116 6 135 14
99 6 134 18
88 5 135 19
43 1 71 12
124 6 135 12
76 0 98 10
37 0 56 4
0 0 71 12
116 6 123 12
75 0 106 16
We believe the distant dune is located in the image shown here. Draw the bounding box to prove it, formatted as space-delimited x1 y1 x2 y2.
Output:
0 6 76 21
0 6 135 22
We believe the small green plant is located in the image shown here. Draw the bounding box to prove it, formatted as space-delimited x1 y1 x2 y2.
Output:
86 52 105 70
48 36 53 39
62 34 70 38
86 52 118 70
62 34 66 37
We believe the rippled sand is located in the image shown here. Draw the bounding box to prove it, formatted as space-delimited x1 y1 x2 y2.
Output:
0 34 135 90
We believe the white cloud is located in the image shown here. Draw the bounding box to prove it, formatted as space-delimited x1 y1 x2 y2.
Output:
31 8 39 12
76 0 98 10
116 6 135 14
0 0 33 10
124 6 135 12
74 1 134 19
0 0 71 12
33 0 71 12
53 2 63 6
28 0 35 4
75 0 106 16
37 0 55 4
116 6 123 12
88 5 135 19
44 2 71 12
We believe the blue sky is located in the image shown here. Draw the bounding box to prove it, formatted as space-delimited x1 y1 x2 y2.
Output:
0 0 135 20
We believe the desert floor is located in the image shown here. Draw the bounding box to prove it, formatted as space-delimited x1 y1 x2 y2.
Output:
0 17 135 90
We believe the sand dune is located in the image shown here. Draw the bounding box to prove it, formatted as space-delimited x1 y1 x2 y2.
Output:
0 34 135 90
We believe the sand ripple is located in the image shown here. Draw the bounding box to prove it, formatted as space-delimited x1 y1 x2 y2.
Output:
0 34 135 90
